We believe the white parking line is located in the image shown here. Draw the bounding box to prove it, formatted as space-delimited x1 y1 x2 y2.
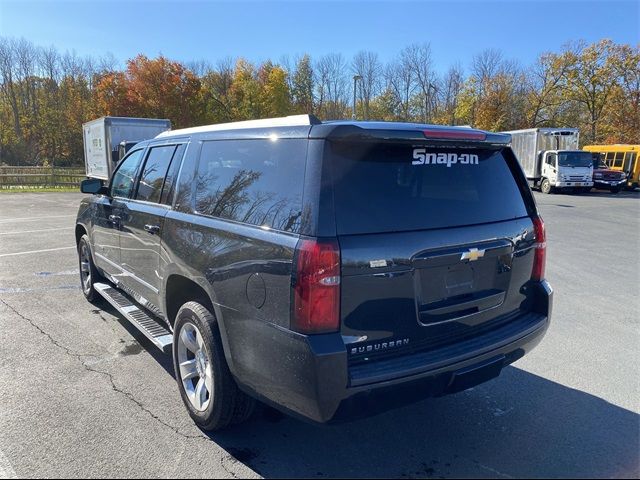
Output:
0 227 74 236
0 214 75 223
0 246 75 258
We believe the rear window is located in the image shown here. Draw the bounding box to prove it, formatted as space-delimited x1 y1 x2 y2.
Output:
328 142 528 235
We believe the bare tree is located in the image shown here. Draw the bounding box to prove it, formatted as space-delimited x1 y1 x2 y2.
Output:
97 52 118 74
315 53 348 119
472 48 504 85
14 38 40 118
352 50 381 120
185 59 213 78
0 38 21 137
384 58 413 121
402 43 437 122
39 45 60 81
439 62 464 125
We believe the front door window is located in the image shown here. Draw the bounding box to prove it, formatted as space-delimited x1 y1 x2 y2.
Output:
111 149 145 198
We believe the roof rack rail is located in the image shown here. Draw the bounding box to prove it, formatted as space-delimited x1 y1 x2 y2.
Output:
156 114 321 138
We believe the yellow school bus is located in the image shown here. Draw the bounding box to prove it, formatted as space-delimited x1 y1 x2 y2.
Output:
583 145 640 189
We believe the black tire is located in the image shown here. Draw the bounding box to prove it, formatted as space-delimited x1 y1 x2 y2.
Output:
77 234 102 302
172 301 255 431
540 178 553 194
610 186 621 194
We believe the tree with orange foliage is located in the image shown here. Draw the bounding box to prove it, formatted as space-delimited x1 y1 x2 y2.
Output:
124 55 202 128
94 71 130 117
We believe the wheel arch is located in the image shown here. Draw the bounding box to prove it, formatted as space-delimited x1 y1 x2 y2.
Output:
163 273 237 374
164 274 216 328
75 223 88 245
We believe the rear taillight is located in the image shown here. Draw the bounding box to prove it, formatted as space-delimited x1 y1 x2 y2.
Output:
531 216 546 281
422 128 487 141
292 238 341 334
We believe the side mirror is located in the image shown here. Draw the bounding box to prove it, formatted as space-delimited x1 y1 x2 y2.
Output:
80 178 109 195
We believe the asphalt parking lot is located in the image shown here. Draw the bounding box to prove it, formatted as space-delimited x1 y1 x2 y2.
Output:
0 190 638 479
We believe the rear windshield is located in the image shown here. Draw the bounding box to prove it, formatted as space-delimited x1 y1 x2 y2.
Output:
328 142 528 235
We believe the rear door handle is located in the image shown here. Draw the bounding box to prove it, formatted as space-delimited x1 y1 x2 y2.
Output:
144 224 160 235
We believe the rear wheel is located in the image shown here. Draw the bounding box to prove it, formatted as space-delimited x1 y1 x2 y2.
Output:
173 301 255 431
540 178 553 194
78 234 102 302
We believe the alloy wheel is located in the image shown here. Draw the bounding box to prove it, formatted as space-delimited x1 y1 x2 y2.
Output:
79 243 92 294
177 322 213 412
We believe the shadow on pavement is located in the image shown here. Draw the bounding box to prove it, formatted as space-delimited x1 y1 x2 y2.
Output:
95 296 639 477
206 366 639 478
92 299 176 376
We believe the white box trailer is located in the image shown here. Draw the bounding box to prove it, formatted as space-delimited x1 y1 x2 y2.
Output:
83 117 171 180
503 128 579 179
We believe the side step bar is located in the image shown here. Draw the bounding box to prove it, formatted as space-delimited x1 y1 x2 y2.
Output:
94 282 173 354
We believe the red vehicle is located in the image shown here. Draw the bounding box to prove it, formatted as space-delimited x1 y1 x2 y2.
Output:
590 154 627 193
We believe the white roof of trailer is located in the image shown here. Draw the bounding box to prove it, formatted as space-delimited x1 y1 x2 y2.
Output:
155 114 315 138
502 128 579 134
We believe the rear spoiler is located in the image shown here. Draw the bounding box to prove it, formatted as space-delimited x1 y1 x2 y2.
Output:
310 123 511 146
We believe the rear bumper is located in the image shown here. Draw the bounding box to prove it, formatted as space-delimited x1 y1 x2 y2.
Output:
236 280 553 424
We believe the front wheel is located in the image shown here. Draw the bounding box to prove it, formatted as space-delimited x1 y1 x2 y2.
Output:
78 234 102 302
173 301 255 431
540 178 553 194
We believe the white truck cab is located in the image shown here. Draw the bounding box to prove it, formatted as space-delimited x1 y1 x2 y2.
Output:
502 128 593 194
539 149 594 193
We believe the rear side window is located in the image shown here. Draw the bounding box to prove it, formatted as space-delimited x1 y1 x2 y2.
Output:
160 144 187 205
194 139 306 232
136 145 177 203
328 142 528 235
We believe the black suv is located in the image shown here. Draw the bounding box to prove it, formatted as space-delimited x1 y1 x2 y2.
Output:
76 115 552 430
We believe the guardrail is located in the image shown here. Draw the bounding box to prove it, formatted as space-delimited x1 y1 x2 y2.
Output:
0 166 86 189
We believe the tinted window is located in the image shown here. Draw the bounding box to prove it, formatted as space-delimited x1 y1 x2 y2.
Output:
194 139 306 232
329 142 528 235
111 149 144 198
160 144 187 205
135 145 176 203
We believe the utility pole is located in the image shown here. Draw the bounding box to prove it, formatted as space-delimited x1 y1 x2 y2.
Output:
352 75 362 120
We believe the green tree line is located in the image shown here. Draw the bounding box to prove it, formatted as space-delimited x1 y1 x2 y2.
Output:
0 37 637 167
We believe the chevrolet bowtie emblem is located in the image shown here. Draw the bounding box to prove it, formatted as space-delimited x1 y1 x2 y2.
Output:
461 248 485 262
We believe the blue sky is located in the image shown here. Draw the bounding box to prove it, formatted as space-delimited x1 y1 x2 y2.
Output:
0 0 638 72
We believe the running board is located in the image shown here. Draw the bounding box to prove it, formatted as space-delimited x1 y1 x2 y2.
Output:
94 282 173 354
